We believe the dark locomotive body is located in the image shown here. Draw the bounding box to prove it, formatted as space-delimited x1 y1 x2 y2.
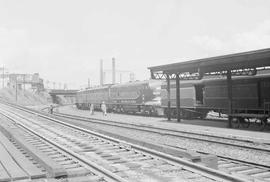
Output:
75 80 163 115
76 86 110 110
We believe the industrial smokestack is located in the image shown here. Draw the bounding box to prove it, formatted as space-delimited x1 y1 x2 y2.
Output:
100 59 103 86
112 57 116 84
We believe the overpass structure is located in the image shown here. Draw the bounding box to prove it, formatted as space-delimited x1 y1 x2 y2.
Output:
148 48 270 127
49 89 78 104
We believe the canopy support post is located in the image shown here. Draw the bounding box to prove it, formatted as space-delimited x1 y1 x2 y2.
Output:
227 70 233 128
176 73 181 122
166 74 171 121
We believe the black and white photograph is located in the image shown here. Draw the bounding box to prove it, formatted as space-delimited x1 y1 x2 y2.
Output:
0 0 270 181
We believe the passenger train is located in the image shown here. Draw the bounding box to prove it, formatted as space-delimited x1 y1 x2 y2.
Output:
75 74 270 119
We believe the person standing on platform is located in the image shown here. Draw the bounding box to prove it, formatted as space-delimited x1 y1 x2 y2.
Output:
101 101 107 116
90 103 94 115
49 105 54 114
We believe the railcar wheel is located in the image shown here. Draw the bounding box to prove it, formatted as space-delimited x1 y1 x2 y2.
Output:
259 118 267 131
199 112 208 119
239 118 250 128
231 117 240 128
116 107 121 113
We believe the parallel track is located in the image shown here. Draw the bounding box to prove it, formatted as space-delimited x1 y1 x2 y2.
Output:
54 112 270 152
50 111 270 181
0 102 249 182
0 110 125 182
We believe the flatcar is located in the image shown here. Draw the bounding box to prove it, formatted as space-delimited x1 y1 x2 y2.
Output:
75 80 163 115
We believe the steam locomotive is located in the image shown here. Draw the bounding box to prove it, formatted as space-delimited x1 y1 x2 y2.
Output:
75 74 270 119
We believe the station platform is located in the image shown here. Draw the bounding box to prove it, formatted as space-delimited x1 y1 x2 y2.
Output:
57 105 270 144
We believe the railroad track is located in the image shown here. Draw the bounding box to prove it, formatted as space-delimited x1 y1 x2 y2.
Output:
0 110 125 182
53 112 270 152
0 102 247 182
50 111 270 181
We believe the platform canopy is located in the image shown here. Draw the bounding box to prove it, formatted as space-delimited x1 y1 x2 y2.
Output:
148 48 270 124
148 48 270 79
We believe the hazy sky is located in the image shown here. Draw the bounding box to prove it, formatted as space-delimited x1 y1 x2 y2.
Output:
1 0 270 88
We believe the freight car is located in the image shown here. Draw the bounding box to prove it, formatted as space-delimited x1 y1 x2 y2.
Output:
162 74 270 124
75 80 163 115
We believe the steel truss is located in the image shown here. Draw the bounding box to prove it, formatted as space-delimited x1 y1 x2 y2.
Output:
151 67 270 80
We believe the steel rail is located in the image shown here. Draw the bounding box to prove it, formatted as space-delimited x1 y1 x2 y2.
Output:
50 112 270 174
53 112 270 153
52 112 270 171
0 102 248 182
0 108 128 182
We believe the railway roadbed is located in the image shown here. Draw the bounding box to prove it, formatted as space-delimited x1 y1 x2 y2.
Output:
47 106 270 181
0 102 251 182
0 114 110 181
51 112 270 181
57 105 270 143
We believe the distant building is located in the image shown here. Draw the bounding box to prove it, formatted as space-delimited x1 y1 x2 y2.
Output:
7 73 44 92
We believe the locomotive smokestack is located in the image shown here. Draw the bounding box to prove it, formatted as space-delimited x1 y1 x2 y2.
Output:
112 57 116 84
100 59 103 86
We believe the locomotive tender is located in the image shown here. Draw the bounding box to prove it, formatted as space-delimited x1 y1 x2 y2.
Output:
76 74 270 120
